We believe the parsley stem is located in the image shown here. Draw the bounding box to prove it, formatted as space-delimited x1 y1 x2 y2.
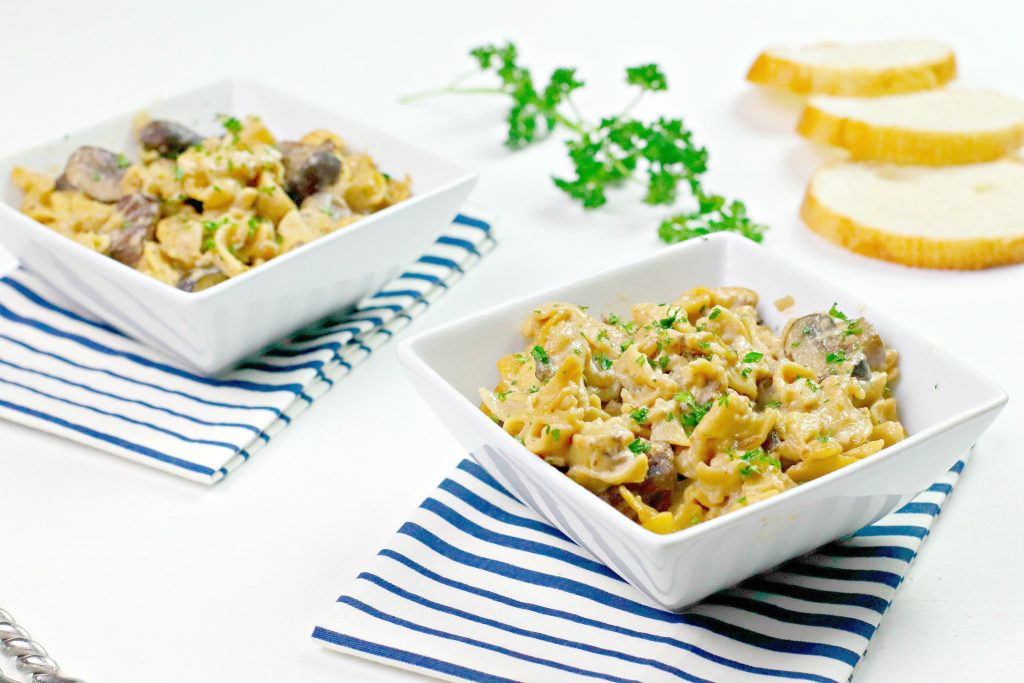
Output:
399 86 507 103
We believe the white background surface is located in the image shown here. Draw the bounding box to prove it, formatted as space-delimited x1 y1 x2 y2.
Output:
1 1 1022 681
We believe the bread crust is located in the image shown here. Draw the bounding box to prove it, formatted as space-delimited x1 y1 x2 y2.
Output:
746 46 956 97
801 169 1024 270
797 100 1024 165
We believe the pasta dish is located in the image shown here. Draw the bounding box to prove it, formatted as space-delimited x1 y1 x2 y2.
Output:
480 287 905 534
12 114 411 291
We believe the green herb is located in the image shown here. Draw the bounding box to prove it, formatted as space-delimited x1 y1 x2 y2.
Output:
259 185 276 195
825 351 846 364
742 351 763 363
201 238 215 252
658 308 680 329
675 390 712 432
791 341 801 348
708 308 721 320
595 353 613 370
619 339 633 352
717 394 730 406
403 41 765 245
531 345 549 365
737 497 747 504
607 313 621 325
765 400 783 409
116 153 131 169
173 165 184 181
741 367 752 378
630 407 649 424
636 355 647 366
628 438 651 454
513 353 528 364
578 305 589 311
658 355 670 369
274 234 284 245
845 320 863 336
596 330 609 342
737 448 781 477
222 115 243 136
527 385 539 394
495 389 512 401
248 216 261 236
828 303 848 321
817 431 831 442
804 377 820 392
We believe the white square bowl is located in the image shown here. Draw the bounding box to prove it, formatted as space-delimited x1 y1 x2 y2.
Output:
0 79 477 374
398 232 1007 610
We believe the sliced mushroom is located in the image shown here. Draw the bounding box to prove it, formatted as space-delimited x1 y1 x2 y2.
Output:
109 193 160 266
58 146 126 202
599 442 676 515
280 141 341 203
138 120 202 158
177 268 228 292
783 312 887 380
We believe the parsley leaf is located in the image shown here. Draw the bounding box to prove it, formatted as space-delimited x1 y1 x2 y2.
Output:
630 407 649 424
404 42 765 245
825 351 846 364
628 438 651 454
742 351 763 363
531 345 550 365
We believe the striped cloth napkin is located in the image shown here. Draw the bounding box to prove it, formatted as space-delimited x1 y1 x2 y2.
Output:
313 456 966 683
0 212 495 483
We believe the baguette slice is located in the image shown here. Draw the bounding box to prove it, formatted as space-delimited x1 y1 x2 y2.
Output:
747 39 956 96
802 159 1024 269
798 89 1024 165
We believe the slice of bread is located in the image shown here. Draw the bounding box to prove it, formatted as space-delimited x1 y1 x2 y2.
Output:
798 89 1024 165
747 39 956 97
802 159 1024 269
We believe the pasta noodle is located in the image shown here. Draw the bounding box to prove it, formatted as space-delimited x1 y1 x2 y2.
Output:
12 114 412 291
480 288 906 534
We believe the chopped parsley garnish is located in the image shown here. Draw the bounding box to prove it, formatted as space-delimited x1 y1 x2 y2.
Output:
259 185 277 195
817 431 831 442
804 377 820 392
619 339 633 353
596 330 609 342
825 351 846 364
513 353 528 364
658 355 670 369
201 238 215 252
628 438 651 454
658 308 680 329
737 448 781 477
530 345 550 365
845 320 863 336
248 216 261 235
708 308 721 320
717 394 730 406
116 153 131 169
527 385 539 394
630 407 649 424
607 313 620 325
551 428 561 441
740 367 752 378
173 165 184 181
742 351 763 363
765 400 783 409
802 325 813 336
635 355 647 366
222 116 243 136
594 353 613 370
675 391 712 432
828 303 848 321
495 389 512 401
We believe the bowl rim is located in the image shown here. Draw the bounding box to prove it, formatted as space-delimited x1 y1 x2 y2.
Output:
398 232 1009 550
0 77 479 308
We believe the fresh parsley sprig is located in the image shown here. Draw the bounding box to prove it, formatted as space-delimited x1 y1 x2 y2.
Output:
402 41 766 244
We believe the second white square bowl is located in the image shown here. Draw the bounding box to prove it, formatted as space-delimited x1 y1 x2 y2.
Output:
0 79 477 373
398 233 1006 610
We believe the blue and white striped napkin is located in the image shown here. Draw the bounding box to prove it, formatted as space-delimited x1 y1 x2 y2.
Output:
0 212 495 484
313 456 966 683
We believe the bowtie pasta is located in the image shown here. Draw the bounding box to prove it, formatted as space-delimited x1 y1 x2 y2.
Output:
480 288 906 534
12 114 412 291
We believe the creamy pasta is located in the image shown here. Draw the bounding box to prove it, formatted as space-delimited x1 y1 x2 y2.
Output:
480 287 906 534
12 114 412 291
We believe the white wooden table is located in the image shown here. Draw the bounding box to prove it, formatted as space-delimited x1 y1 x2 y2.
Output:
1 1 1022 680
